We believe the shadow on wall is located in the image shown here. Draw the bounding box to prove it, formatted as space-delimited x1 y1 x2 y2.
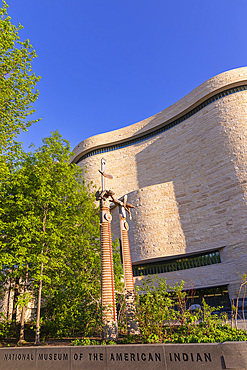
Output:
131 96 247 261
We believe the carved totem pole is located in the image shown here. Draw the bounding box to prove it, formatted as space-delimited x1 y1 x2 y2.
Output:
96 158 139 339
96 158 118 340
118 195 139 335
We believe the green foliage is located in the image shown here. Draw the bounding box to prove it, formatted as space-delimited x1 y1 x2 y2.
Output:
107 340 117 345
0 131 103 339
71 338 100 346
135 276 177 342
101 340 117 345
0 1 40 156
146 334 160 343
71 338 116 346
0 313 11 339
134 276 247 344
0 0 41 313
0 131 124 341
165 321 247 344
120 334 137 344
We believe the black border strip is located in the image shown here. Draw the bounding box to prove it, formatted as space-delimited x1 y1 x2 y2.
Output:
76 85 247 164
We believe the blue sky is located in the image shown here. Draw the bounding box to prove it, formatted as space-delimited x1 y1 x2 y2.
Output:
8 0 247 152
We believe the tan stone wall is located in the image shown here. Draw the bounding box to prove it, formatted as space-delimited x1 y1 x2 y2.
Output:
73 68 247 300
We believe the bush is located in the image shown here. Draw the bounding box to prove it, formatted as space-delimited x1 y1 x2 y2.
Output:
71 338 116 346
71 338 100 346
0 313 11 340
134 277 247 344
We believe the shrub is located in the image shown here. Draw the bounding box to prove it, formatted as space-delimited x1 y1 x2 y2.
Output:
134 276 247 344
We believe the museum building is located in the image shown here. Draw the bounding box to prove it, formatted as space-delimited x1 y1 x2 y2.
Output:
72 67 247 308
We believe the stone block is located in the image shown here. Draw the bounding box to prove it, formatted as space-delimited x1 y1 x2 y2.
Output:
71 345 107 370
0 347 37 370
105 344 165 370
222 341 247 369
164 343 224 370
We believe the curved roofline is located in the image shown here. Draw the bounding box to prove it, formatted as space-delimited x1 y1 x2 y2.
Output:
72 67 247 164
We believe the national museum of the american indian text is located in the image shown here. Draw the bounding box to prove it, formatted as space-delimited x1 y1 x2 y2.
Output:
72 67 247 309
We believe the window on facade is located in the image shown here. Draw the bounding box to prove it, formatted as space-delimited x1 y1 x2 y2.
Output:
185 285 230 311
132 250 221 277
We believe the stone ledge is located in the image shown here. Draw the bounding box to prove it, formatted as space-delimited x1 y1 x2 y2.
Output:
0 342 246 369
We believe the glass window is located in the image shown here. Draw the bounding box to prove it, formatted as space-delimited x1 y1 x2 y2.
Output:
132 250 221 277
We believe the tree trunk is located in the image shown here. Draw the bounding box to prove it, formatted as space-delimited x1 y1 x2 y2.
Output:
18 306 25 344
35 208 48 344
12 277 20 324
6 278 12 322
35 259 43 344
18 266 29 344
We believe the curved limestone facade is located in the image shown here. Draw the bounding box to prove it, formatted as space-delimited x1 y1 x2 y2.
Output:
72 67 247 301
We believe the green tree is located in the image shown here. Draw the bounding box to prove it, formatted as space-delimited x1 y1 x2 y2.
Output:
0 0 40 149
0 132 102 343
0 0 40 177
